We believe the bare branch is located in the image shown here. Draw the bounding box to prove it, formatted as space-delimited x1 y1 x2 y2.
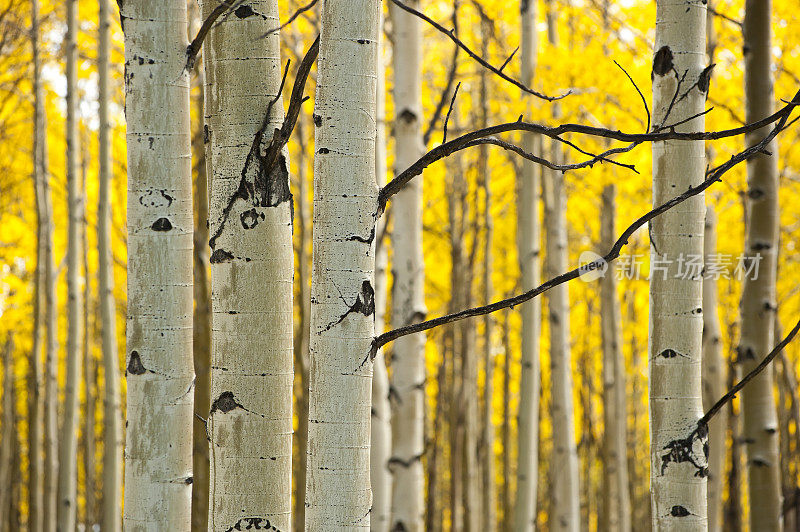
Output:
441 82 461 144
388 0 569 102
613 60 650 132
260 0 319 38
422 1 460 145
186 0 248 71
367 105 797 361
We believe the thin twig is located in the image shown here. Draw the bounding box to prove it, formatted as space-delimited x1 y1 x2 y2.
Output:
260 0 319 38
367 106 797 360
614 60 650 132
423 0 460 145
389 0 569 101
442 82 461 144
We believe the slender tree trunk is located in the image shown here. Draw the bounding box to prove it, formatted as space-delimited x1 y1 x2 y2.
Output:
650 1 707 528
740 1 783 529
82 200 96 529
29 1 47 528
478 21 496 531
200 1 294 528
305 0 381 527
703 206 726 532
600 185 630 532
388 0 426 529
724 354 743 532
371 21 392 532
57 0 84 527
97 1 122 528
293 109 311 532
514 0 542 526
501 311 512 532
121 0 195 528
0 336 14 529
187 4 211 531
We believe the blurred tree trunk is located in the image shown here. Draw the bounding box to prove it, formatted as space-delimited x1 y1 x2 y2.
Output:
187 2 210 530
371 19 392 532
501 311 512 532
702 206 726 532
29 1 47 528
388 0 427 529
601 185 630 532
513 0 542 526
58 0 84 527
0 335 14 530
200 0 294 528
97 1 123 530
304 0 381 527
121 0 195 528
81 156 96 529
649 0 707 528
740 1 783 529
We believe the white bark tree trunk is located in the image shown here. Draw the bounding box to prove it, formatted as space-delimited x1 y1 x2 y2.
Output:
370 20 392 532
388 1 426 529
0 336 14 529
650 1 707 529
702 206 725 532
305 0 381 527
600 185 630 532
740 1 783 529
29 1 47 528
57 0 84 527
121 1 195 529
97 0 123 529
200 0 295 529
513 0 542 527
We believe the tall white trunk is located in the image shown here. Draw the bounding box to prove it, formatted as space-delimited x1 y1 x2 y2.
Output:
543 6 579 530
650 1 707 529
57 0 83 528
200 0 295 529
600 185 630 532
97 2 122 530
513 0 542 527
370 20 392 532
305 0 381 527
702 206 725 532
29 1 47 528
740 1 783 529
121 0 195 528
388 1 426 529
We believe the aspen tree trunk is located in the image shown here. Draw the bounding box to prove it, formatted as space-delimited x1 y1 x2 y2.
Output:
0 336 14 529
740 1 783 529
370 21 392 532
305 0 381 528
293 116 311 532
29 1 47 528
514 0 542 526
702 206 726 532
187 4 211 531
478 23 496 531
81 207 97 529
57 0 84 527
501 312 512 532
650 1 707 529
121 0 195 528
97 2 123 529
543 5 579 529
388 0 426 529
200 1 294 528
600 185 630 532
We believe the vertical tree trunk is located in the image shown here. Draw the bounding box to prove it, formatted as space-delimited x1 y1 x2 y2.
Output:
200 1 295 529
57 0 84 527
600 185 630 532
29 1 47 528
97 1 122 528
370 20 392 532
514 0 542 526
703 206 726 532
388 0 426 529
478 20 496 531
501 311 512 532
650 1 707 529
305 0 381 528
121 0 195 528
187 3 211 531
81 203 96 529
0 336 14 530
740 1 783 529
